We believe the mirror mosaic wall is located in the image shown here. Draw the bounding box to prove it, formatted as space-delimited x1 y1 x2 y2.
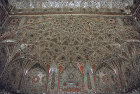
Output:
8 0 133 14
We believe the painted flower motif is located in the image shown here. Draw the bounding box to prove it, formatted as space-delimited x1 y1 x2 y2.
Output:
10 18 19 25
26 18 35 24
102 75 111 83
32 75 40 83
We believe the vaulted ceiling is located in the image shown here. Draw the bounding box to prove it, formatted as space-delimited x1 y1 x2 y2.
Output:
0 0 140 94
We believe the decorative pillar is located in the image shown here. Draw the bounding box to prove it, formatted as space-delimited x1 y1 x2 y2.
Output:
58 65 63 93
79 65 86 92
92 64 96 92
46 64 50 90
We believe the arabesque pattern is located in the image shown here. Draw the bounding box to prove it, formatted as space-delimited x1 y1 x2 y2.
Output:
0 14 140 93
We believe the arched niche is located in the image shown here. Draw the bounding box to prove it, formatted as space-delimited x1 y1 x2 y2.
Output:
24 63 47 93
59 64 83 93
121 61 140 91
95 63 119 93
0 58 24 92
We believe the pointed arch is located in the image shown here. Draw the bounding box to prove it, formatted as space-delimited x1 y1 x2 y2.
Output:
23 63 47 93
95 62 119 93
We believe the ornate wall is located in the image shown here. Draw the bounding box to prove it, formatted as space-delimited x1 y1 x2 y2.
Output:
0 0 140 94
0 14 140 93
8 0 133 14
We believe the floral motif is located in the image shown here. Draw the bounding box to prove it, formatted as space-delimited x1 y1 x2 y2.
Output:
1 15 140 94
32 76 40 83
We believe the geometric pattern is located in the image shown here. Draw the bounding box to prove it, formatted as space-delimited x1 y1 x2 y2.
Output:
0 14 140 93
8 0 133 14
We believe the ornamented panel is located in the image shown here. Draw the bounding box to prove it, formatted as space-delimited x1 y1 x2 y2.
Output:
24 63 47 93
84 63 95 93
0 14 140 93
0 58 24 92
8 0 133 14
47 62 58 93
95 65 119 93
59 64 83 93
